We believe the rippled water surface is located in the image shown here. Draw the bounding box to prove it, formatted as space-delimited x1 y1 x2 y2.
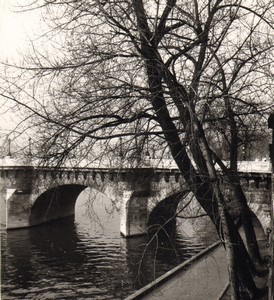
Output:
1 189 218 299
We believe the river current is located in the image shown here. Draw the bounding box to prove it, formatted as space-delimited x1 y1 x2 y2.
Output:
1 188 218 299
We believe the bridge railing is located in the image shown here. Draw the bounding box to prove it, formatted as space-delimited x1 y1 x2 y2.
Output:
0 155 272 173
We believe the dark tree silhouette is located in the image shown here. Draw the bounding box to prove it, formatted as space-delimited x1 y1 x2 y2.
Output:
1 1 273 298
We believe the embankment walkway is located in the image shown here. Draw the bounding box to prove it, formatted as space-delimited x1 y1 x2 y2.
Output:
125 241 229 300
125 220 270 300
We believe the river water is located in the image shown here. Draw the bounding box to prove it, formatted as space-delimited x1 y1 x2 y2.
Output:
1 188 218 300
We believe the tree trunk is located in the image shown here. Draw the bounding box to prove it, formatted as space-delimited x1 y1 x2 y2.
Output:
221 208 241 300
234 183 264 263
133 4 262 296
214 155 264 264
196 129 260 298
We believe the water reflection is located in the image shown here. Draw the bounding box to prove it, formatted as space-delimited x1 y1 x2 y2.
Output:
1 189 218 299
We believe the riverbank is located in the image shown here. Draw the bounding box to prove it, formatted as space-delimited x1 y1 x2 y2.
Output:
125 241 229 300
125 219 270 300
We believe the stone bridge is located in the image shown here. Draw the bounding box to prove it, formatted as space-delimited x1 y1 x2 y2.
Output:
0 158 272 237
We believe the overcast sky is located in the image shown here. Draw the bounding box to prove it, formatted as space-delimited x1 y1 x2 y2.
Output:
0 1 40 144
0 0 43 59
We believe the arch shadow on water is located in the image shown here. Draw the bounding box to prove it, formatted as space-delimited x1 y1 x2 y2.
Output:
144 192 219 277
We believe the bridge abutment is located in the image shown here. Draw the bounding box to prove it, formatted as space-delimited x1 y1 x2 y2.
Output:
1 167 34 229
119 168 154 237
6 190 32 229
120 191 149 237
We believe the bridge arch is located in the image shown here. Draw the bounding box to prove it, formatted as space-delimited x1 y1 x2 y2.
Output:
147 191 190 235
29 184 87 226
248 203 271 234
146 189 212 249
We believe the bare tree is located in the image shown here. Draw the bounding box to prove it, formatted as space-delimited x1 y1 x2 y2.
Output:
1 0 274 298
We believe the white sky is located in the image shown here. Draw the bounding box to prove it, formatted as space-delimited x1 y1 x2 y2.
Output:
0 1 272 154
0 0 41 144
0 0 40 60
